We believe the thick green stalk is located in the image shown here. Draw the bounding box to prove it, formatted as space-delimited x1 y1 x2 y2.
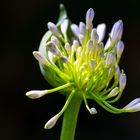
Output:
60 94 82 140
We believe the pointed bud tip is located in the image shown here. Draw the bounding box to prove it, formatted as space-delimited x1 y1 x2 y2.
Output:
25 90 45 99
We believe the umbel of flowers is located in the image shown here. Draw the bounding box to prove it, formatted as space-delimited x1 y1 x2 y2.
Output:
26 4 140 137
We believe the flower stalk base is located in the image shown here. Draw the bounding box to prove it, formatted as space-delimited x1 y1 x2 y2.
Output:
60 94 82 140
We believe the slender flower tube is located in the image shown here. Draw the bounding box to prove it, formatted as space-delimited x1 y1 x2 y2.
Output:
26 4 140 140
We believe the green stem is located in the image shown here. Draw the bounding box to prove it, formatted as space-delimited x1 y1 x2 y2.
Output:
60 94 82 140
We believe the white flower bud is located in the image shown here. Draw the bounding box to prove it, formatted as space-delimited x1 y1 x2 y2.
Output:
26 90 46 99
61 19 69 35
33 51 50 66
105 52 116 67
89 107 97 115
44 115 58 129
123 98 140 112
107 87 119 98
89 59 96 70
79 34 85 45
65 42 71 54
97 23 106 42
87 40 94 51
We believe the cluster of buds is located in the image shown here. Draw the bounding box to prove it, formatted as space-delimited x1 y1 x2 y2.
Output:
26 4 140 129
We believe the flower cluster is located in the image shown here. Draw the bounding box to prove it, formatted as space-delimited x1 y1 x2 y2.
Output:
26 4 140 129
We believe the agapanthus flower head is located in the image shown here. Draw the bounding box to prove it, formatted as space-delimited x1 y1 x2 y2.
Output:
26 4 140 129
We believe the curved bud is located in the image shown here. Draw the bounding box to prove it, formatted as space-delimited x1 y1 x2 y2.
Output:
119 73 126 91
107 87 119 98
48 22 61 37
51 36 59 46
124 98 140 109
97 23 106 42
44 115 58 129
71 24 79 38
86 8 94 29
79 22 86 35
116 41 124 59
26 90 46 99
33 51 50 66
89 107 97 115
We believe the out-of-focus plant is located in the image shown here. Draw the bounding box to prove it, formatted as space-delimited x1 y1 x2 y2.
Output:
26 4 140 140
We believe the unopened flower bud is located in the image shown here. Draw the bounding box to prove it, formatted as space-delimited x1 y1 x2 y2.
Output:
33 51 50 66
71 24 79 38
87 40 94 51
26 90 46 99
51 36 59 46
105 52 116 67
97 23 106 42
123 98 140 112
91 29 99 44
79 22 86 35
110 20 123 42
48 22 61 37
65 42 71 54
46 42 60 56
89 107 97 115
86 8 94 29
119 73 126 91
44 115 58 129
116 41 124 59
107 87 119 98
61 19 69 35
79 34 85 45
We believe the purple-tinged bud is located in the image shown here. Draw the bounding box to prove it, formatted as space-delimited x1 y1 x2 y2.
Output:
89 107 97 115
48 22 61 37
91 29 99 44
33 51 50 66
116 41 124 59
61 19 69 35
110 20 123 42
123 98 140 112
79 22 86 35
71 24 79 38
107 87 119 98
105 52 116 67
115 65 121 80
86 8 94 29
61 56 68 63
46 42 60 56
25 90 46 99
79 34 85 45
44 115 58 129
97 23 106 42
119 73 127 91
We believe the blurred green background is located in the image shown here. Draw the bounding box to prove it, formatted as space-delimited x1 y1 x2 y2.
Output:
1 0 140 139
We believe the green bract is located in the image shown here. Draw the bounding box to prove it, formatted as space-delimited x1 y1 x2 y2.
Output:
26 4 140 131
